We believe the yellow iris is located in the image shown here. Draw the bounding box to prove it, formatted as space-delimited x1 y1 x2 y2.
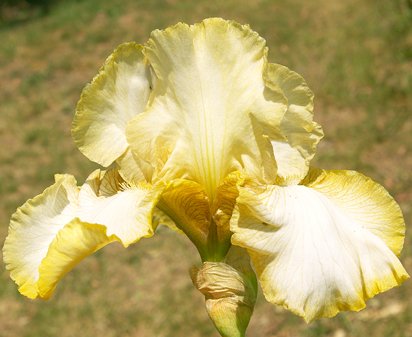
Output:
3 18 409 337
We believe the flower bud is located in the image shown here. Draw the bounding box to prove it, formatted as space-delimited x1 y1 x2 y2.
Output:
190 248 257 337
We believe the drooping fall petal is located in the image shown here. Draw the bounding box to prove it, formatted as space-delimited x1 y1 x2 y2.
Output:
231 169 409 322
158 179 211 259
3 169 160 299
37 220 116 299
3 175 80 299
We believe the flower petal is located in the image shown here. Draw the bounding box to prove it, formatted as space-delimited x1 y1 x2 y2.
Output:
3 169 161 299
72 42 151 167
266 64 324 184
116 147 146 184
152 207 182 234
158 179 211 259
3 174 80 298
302 169 406 255
77 169 162 246
37 220 116 299
231 169 409 322
127 18 286 195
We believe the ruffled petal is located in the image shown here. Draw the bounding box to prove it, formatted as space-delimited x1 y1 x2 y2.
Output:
37 220 116 299
127 18 286 194
77 169 162 246
302 169 406 255
231 169 408 322
266 64 324 184
3 169 160 299
72 42 151 167
3 174 80 298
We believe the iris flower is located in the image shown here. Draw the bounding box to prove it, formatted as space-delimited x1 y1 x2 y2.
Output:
3 18 408 337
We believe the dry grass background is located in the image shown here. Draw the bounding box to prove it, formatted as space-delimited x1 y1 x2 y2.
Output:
0 1 411 336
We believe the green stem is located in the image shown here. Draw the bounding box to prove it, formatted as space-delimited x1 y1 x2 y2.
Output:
205 218 231 262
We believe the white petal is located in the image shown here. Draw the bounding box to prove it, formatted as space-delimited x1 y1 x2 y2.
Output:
231 170 408 321
127 18 286 196
3 169 160 299
3 175 79 298
78 169 162 246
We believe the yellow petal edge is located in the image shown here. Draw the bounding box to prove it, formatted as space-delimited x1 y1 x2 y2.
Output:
303 168 406 256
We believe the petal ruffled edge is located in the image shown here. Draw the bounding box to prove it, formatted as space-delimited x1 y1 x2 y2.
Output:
302 168 406 255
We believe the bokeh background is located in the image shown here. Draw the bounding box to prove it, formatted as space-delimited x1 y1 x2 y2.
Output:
0 1 411 336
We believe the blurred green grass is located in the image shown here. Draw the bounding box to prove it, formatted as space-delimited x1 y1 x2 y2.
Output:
0 0 411 336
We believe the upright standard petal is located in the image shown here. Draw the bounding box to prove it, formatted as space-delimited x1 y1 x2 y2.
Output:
3 169 161 299
73 42 151 167
231 169 409 322
127 18 287 195
266 64 323 184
